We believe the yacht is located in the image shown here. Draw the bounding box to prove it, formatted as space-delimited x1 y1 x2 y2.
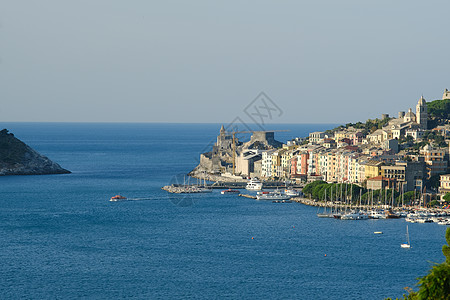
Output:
246 178 263 191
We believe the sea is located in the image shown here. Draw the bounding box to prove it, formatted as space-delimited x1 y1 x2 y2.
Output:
0 122 447 299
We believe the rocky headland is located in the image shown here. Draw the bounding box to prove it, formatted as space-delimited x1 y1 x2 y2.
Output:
0 129 71 176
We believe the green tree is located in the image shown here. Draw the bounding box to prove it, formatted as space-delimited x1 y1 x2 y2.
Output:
444 193 450 202
428 98 450 119
302 181 326 197
402 191 420 205
312 183 328 200
428 200 440 207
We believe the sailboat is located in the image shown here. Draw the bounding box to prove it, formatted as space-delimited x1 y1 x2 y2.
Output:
317 189 330 218
401 225 411 248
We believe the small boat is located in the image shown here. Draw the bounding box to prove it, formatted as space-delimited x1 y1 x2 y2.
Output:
401 225 411 248
110 195 127 202
221 189 240 194
374 231 383 234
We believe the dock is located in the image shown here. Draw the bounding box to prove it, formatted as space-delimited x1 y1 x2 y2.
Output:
238 194 257 199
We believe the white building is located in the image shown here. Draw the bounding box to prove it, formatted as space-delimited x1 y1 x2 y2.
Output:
261 150 276 178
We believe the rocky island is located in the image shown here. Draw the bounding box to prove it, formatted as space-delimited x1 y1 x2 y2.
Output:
0 129 70 176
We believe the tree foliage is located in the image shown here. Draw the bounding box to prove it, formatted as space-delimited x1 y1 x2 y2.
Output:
428 99 450 120
443 193 450 202
302 181 326 197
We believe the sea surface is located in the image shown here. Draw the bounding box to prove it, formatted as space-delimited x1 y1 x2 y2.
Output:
0 122 447 299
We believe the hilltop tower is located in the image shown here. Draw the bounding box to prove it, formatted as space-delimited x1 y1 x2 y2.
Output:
416 95 428 129
443 89 450 100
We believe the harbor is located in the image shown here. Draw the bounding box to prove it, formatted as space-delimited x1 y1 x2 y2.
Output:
163 182 450 225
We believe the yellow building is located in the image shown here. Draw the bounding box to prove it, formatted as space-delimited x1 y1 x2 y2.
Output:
271 150 284 178
326 152 337 182
440 174 450 198
364 160 384 180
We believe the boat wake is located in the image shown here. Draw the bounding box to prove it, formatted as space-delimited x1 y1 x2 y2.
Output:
110 197 159 202
125 197 156 201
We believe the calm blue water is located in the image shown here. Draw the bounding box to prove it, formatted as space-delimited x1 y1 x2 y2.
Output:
0 123 447 299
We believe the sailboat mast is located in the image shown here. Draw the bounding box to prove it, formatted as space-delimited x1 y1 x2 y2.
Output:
392 187 394 208
359 189 362 209
371 189 373 208
402 184 404 208
384 188 387 209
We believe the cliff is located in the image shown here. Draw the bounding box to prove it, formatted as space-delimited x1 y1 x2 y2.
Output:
0 129 71 176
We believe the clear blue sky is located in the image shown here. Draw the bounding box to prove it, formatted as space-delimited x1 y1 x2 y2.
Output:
1 0 449 124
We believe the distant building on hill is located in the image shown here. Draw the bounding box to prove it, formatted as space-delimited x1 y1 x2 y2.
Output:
443 89 450 100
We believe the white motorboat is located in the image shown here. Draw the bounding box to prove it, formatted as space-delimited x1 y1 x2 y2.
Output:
246 178 263 191
368 210 385 219
284 188 300 197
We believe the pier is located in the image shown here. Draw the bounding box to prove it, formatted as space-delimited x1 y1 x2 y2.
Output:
162 180 303 193
238 194 257 199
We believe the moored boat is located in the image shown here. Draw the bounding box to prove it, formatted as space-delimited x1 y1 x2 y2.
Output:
246 178 263 191
341 210 369 220
221 189 240 194
284 188 300 197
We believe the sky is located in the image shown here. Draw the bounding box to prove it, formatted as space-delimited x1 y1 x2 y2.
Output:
1 0 450 124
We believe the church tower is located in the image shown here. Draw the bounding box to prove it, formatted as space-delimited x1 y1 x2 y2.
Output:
416 95 428 129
